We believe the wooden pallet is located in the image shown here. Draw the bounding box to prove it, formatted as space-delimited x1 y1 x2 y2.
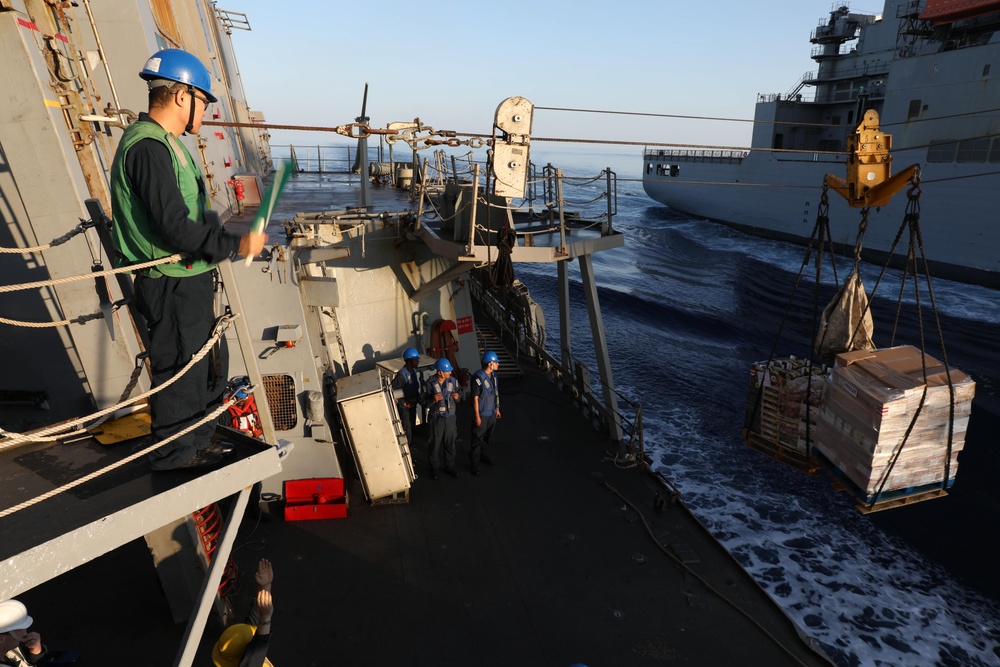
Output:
853 488 949 514
814 450 952 513
744 431 818 474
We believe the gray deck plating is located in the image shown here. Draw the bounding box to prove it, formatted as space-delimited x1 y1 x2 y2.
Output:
0 429 280 600
18 367 831 666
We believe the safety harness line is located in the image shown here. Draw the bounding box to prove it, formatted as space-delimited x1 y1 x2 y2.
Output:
0 314 236 449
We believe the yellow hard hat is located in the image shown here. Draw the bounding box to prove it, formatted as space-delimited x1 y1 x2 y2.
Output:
212 624 255 667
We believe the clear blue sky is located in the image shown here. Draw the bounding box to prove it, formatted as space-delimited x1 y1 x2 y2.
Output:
227 1 884 151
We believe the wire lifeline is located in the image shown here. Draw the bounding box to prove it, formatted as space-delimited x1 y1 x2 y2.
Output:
0 314 237 448
534 104 840 130
0 253 184 294
0 401 232 520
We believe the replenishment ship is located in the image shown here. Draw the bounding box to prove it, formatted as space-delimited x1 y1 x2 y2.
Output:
643 0 1000 287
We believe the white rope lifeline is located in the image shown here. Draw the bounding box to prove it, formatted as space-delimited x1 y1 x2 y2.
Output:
0 401 232 519
0 310 108 328
0 253 184 294
0 224 87 254
0 314 236 448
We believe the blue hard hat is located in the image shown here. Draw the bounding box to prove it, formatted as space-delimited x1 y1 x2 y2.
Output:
403 347 420 361
482 351 500 364
434 358 453 373
228 376 250 400
139 49 218 103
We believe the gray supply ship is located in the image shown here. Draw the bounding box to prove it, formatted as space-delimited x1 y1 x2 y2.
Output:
0 1 834 665
642 0 1000 288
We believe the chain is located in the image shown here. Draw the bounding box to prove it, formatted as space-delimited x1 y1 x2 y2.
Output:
853 207 870 269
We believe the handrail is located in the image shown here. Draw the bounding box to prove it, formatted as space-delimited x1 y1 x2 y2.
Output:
468 276 644 466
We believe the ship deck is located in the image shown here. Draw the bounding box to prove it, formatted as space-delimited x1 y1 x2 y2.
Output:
16 365 831 666
7 170 830 666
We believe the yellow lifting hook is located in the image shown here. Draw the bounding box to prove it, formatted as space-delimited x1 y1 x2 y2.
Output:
826 109 917 208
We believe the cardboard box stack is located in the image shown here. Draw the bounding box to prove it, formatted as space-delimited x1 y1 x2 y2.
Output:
813 345 975 499
748 357 826 455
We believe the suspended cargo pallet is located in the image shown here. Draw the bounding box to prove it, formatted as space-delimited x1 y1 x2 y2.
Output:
815 450 952 514
744 356 827 467
811 345 973 509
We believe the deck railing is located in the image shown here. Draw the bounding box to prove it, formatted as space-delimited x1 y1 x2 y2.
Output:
469 275 645 467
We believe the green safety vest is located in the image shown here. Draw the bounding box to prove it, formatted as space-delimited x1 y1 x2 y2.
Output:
110 120 216 277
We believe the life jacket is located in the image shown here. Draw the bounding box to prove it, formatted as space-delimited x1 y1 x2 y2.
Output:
398 366 421 403
425 376 458 418
471 368 499 416
109 117 216 277
226 395 263 439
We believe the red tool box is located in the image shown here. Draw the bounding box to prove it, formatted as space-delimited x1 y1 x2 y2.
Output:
283 478 347 521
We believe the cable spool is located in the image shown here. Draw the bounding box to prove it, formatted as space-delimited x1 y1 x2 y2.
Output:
369 162 393 177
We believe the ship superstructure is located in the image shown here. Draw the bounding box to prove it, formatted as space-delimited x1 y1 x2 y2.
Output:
643 0 1000 287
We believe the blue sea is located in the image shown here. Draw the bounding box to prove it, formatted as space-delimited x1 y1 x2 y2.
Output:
514 146 1000 667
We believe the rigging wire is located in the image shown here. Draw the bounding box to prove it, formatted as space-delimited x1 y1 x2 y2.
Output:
537 103 1000 133
535 105 840 129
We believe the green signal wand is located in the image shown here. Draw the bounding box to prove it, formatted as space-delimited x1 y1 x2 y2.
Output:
245 159 291 266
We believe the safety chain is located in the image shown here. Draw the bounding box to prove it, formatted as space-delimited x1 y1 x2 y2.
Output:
0 303 128 329
817 179 830 233
904 165 923 222
0 218 94 254
77 353 149 435
0 313 237 448
852 207 870 268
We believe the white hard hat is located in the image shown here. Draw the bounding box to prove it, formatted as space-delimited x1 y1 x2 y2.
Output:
0 600 32 634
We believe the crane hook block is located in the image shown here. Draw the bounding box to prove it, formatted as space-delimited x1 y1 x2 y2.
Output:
491 96 533 199
826 109 915 208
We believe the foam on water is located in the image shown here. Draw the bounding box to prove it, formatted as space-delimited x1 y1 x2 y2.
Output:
651 415 1000 667
516 148 1000 666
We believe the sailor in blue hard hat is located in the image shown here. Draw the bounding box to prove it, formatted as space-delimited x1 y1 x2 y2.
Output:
424 357 462 479
393 348 423 446
139 48 219 135
469 351 501 475
110 47 267 471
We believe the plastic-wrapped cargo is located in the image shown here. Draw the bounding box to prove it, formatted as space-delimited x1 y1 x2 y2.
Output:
812 345 975 499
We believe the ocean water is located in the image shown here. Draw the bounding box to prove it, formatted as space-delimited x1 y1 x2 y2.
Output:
515 146 1000 667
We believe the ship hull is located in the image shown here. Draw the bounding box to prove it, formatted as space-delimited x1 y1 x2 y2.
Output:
643 148 1000 288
